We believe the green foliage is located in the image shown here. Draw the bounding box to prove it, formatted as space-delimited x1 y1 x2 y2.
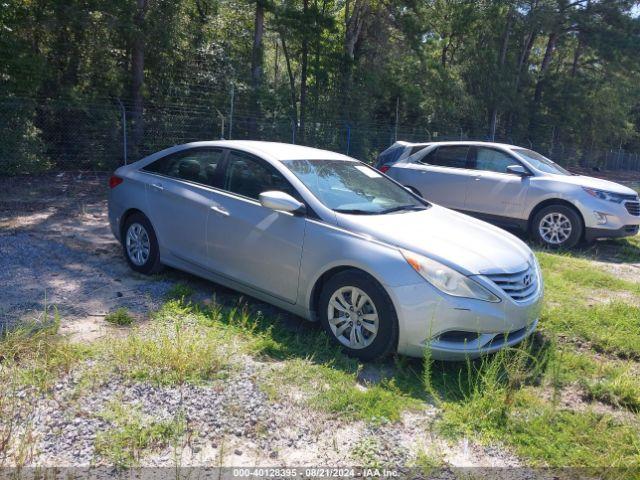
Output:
165 283 195 301
106 302 232 385
0 314 90 391
105 308 134 326
1 0 640 172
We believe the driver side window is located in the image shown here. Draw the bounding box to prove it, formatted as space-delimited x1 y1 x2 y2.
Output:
223 151 297 200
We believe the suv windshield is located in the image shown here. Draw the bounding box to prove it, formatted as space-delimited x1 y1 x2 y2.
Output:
282 159 428 214
512 147 571 175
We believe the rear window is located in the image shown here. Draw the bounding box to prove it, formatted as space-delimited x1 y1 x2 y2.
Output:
377 145 403 165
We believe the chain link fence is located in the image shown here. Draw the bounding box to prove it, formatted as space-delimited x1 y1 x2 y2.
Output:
2 96 640 174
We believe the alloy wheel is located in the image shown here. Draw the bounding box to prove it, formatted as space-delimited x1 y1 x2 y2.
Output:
538 212 572 245
326 286 379 349
125 222 151 266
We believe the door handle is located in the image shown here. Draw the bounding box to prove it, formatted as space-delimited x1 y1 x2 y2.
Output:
210 205 229 216
151 183 164 192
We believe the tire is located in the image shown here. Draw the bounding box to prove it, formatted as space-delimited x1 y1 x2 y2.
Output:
531 204 583 249
318 270 398 361
122 212 163 274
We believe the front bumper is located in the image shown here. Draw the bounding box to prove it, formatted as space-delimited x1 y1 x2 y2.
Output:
388 277 542 360
585 225 639 242
579 197 640 240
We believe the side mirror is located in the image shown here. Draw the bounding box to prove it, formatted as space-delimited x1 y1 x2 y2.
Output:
507 165 529 176
259 191 306 215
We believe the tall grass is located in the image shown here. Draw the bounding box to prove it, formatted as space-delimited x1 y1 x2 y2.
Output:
0 310 88 466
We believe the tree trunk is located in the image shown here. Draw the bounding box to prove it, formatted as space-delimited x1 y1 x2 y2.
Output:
279 32 298 128
130 0 147 155
312 0 328 116
299 0 309 143
249 0 265 137
533 31 557 104
342 0 368 121
572 0 589 77
490 6 514 140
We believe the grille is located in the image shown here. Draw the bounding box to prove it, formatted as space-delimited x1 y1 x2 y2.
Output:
624 225 639 234
624 201 640 216
486 266 538 302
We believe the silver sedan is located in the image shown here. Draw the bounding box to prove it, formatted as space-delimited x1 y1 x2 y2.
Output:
108 141 543 360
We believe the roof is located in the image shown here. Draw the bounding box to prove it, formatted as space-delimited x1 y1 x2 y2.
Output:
397 140 521 149
179 140 354 162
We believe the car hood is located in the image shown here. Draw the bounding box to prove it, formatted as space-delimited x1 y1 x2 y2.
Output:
552 174 638 196
336 205 533 276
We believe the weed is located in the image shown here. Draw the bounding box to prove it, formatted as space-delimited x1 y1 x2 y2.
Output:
105 308 134 326
165 283 195 301
95 400 185 467
582 365 640 413
107 319 230 385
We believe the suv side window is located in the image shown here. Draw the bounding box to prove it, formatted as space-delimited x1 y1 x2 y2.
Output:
223 150 297 200
142 148 225 187
474 147 519 174
423 146 469 168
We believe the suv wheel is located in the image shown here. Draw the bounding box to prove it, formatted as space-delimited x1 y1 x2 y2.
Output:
318 270 398 361
531 204 583 249
122 213 162 274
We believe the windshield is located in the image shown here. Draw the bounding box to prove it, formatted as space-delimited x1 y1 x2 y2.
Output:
512 147 571 175
282 159 428 214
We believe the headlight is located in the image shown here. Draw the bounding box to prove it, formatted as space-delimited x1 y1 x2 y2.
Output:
582 187 627 204
401 250 500 302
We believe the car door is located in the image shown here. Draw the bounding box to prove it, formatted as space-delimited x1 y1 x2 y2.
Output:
204 150 306 304
403 145 474 209
464 146 530 219
141 147 225 266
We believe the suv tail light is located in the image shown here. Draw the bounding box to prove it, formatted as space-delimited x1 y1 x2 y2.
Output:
379 165 391 173
109 175 124 189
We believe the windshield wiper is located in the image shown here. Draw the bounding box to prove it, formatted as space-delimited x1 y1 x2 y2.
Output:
379 205 427 214
334 208 379 215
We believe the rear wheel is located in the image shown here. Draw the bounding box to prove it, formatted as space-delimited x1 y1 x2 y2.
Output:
122 213 162 274
318 270 398 361
531 204 583 249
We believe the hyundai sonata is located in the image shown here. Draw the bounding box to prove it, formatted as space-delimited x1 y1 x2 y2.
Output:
108 141 542 360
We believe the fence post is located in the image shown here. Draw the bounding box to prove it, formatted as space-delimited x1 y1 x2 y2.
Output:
229 84 234 140
215 108 225 139
394 96 399 142
116 98 127 165
346 123 351 155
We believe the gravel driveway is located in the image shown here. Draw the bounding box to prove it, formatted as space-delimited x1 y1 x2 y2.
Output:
0 172 179 339
0 171 305 340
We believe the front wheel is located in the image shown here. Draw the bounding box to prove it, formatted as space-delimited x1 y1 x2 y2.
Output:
318 270 398 361
531 205 583 249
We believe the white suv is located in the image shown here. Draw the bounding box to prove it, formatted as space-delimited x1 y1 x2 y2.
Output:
384 141 640 248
